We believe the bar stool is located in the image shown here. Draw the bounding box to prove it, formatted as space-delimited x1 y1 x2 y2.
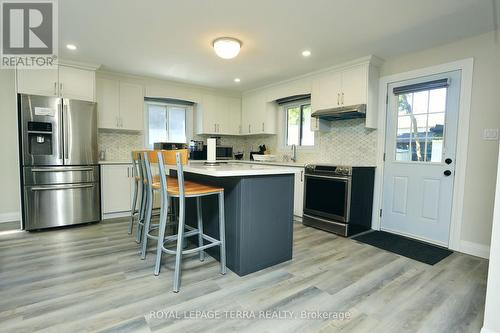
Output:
139 150 165 258
129 150 146 242
154 150 226 292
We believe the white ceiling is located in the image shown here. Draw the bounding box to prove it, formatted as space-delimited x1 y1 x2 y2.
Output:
59 0 499 91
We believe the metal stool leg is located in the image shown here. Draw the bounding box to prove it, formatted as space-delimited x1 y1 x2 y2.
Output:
154 194 169 275
140 186 153 259
219 192 226 274
196 197 205 262
129 180 138 235
135 183 146 243
173 197 185 293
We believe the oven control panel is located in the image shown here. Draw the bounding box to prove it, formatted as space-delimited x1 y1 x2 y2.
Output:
305 164 352 176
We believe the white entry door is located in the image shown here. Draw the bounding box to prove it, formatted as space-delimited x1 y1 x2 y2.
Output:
381 70 461 246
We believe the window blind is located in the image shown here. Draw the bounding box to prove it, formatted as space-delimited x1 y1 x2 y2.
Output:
275 94 311 105
144 97 195 106
393 78 449 95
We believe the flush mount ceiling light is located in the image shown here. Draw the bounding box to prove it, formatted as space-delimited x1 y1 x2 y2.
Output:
212 37 242 59
66 44 77 50
234 78 241 83
302 50 311 57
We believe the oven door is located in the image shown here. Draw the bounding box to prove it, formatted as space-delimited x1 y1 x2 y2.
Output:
303 174 350 222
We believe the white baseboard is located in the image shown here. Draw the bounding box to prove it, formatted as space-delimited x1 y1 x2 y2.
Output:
0 212 20 223
459 240 490 259
102 211 131 220
481 327 496 333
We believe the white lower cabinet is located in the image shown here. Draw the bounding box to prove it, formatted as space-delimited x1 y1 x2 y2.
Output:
101 164 134 218
294 169 305 217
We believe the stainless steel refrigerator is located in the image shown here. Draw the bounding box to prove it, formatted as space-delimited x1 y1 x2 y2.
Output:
19 94 100 230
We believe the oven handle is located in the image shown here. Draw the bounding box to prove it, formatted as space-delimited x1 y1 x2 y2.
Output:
304 174 350 181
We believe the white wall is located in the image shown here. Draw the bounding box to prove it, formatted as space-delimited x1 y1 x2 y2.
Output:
0 69 21 222
380 30 500 253
482 149 500 333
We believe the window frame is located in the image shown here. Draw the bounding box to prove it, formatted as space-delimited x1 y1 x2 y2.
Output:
144 101 188 148
283 100 315 148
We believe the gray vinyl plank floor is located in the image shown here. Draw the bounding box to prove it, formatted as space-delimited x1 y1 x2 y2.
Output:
0 218 487 333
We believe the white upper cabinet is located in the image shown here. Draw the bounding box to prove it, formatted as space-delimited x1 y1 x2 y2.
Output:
96 78 119 129
17 64 96 102
311 60 380 128
196 93 241 135
58 65 95 102
311 71 342 111
241 92 277 135
340 64 368 106
17 68 59 97
119 82 144 131
96 77 144 131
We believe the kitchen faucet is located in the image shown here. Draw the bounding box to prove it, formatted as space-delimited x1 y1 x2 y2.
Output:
291 144 297 163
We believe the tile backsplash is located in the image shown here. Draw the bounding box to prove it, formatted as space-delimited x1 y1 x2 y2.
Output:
100 118 377 166
202 119 378 166
98 131 143 161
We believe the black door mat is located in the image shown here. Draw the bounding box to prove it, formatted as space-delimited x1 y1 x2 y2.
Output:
351 231 453 265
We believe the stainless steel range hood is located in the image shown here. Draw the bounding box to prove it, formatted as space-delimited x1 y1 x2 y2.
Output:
311 104 366 121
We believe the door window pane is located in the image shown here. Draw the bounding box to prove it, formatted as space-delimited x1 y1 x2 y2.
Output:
395 87 448 163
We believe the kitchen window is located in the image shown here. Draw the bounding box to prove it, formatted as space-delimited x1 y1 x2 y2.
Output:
285 101 314 146
144 100 189 147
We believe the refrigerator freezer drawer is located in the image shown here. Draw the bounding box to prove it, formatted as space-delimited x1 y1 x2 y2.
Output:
24 183 100 230
23 166 99 185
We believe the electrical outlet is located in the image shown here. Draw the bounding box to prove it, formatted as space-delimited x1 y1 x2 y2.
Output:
483 128 499 141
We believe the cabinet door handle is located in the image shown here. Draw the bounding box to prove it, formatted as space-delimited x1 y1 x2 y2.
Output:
248 124 251 133
127 167 130 178
300 171 303 182
341 92 344 105
54 82 57 95
337 93 340 105
262 122 264 132
59 83 63 94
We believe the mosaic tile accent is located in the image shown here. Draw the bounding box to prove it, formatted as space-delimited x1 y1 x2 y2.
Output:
100 119 377 165
198 119 377 166
98 131 144 162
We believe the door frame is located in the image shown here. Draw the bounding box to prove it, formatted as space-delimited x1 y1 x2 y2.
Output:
372 58 474 252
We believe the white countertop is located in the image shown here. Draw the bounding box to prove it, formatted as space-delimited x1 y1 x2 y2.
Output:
233 160 306 168
172 161 297 177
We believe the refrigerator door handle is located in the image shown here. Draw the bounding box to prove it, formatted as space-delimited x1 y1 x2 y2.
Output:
63 102 69 161
31 167 94 172
31 184 95 191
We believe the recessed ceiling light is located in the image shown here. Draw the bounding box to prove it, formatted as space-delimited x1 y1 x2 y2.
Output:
234 78 241 83
212 37 242 59
66 44 77 50
302 50 311 57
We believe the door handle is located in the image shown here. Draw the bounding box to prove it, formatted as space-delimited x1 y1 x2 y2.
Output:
444 170 452 176
59 83 63 94
445 158 453 165
341 92 344 105
54 82 57 96
248 124 251 133
337 93 340 105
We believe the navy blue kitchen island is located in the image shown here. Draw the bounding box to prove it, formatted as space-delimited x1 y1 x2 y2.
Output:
173 162 296 276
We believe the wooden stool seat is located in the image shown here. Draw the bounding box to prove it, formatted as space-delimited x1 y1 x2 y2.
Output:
152 177 224 196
